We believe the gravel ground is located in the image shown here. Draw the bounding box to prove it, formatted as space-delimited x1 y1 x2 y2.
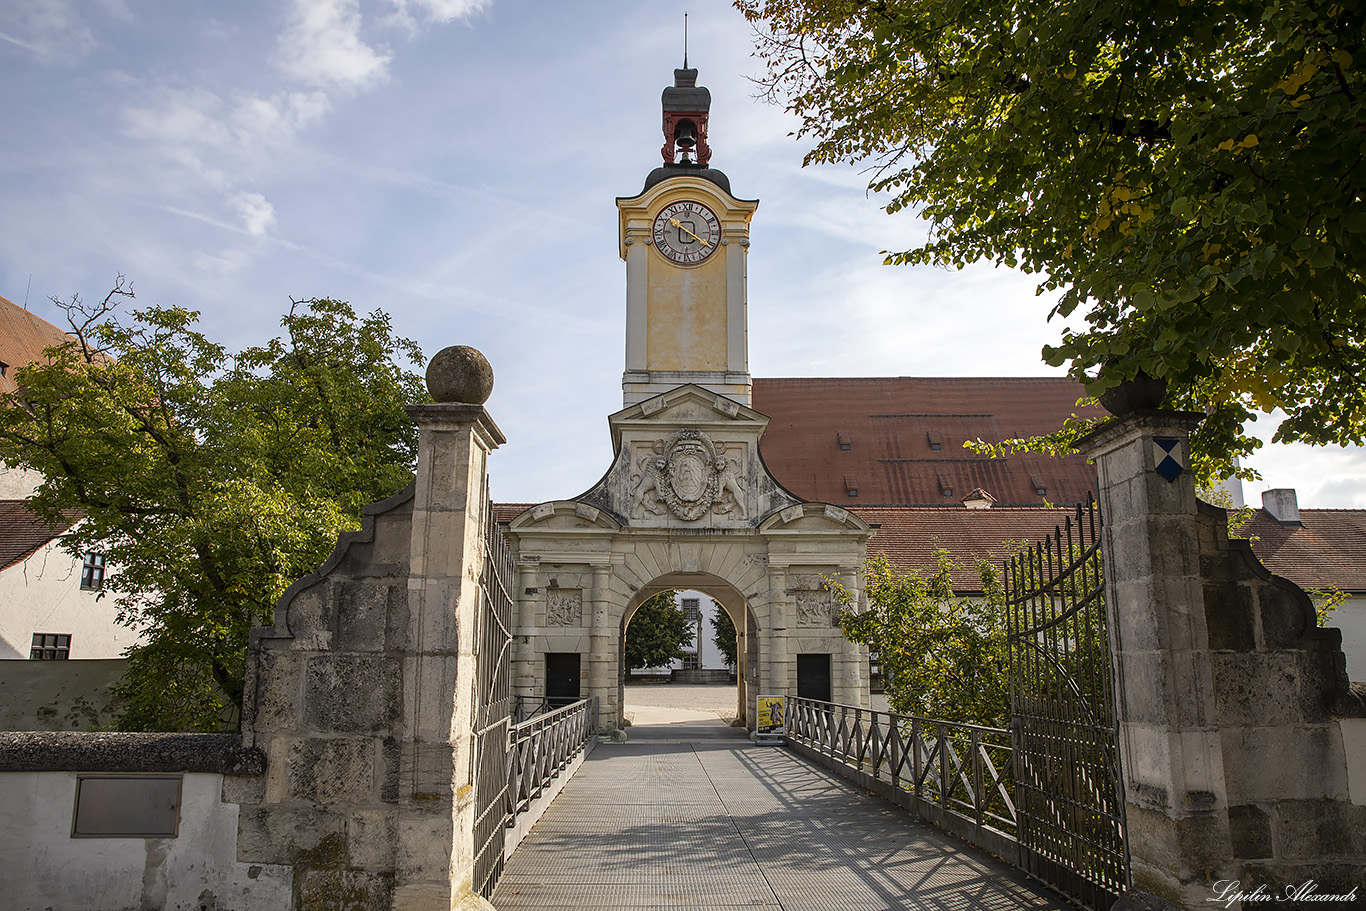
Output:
622 682 892 719
622 683 740 717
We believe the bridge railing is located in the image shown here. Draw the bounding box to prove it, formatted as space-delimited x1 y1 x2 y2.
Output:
786 697 1019 864
506 696 597 823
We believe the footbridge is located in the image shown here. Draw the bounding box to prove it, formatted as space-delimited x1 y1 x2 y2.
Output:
491 707 1070 911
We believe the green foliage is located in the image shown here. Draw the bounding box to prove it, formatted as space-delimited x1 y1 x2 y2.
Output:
0 282 427 730
712 604 739 667
834 552 1010 727
740 0 1366 483
1310 587 1347 626
624 591 696 671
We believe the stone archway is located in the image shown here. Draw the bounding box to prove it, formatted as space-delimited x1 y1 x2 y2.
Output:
504 385 873 732
618 575 755 726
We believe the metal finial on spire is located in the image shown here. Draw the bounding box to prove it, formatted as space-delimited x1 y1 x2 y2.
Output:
684 13 688 69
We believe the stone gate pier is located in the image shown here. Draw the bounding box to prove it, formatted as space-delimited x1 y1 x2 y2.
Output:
1080 405 1366 909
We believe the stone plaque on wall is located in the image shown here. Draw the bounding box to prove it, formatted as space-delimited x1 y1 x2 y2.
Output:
546 590 583 627
72 775 182 837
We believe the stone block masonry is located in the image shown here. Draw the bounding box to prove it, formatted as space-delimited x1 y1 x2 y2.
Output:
1081 410 1366 910
238 401 506 911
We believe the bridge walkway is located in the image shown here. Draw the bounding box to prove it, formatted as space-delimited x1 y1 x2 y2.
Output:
490 710 1070 911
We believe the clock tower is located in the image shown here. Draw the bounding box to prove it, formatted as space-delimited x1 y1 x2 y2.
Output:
618 65 758 406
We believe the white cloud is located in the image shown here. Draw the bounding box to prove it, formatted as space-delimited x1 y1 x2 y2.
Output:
276 0 391 91
232 192 276 237
390 0 490 27
231 91 332 144
0 0 96 61
123 87 233 148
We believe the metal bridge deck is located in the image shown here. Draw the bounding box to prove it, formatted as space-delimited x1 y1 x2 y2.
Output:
491 714 1071 911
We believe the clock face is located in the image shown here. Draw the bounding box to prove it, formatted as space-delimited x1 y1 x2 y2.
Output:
652 201 722 265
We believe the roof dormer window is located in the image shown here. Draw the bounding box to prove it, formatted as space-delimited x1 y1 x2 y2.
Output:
837 432 852 451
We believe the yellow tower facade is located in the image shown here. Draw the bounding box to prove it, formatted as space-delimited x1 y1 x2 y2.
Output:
618 66 758 407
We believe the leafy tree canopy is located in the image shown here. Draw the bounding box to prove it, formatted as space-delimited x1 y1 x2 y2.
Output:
712 603 739 667
834 553 1010 727
624 591 696 671
0 281 428 730
740 0 1365 481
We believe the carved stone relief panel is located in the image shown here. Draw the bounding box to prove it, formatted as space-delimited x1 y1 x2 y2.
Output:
791 574 837 628
546 589 583 627
628 428 749 522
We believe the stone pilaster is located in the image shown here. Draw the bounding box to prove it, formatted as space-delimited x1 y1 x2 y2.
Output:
1078 411 1235 908
765 564 789 696
587 563 617 733
397 402 504 911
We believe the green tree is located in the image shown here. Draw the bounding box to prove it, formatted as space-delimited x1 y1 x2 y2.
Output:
834 552 1010 726
712 604 738 667
0 282 427 731
739 0 1366 482
624 591 696 671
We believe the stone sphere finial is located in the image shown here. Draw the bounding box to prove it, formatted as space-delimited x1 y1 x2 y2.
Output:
425 345 494 404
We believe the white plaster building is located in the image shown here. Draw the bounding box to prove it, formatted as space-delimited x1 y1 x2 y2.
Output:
631 589 735 678
0 502 132 661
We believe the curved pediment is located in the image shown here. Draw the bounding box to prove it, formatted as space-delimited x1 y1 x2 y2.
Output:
507 500 623 532
757 502 873 534
573 390 803 529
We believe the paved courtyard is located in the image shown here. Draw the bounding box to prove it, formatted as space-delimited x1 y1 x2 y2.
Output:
490 712 1070 910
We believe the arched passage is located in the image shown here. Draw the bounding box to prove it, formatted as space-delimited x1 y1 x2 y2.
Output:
619 574 757 727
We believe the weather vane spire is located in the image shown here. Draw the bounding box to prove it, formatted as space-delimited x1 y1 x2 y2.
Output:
684 12 689 69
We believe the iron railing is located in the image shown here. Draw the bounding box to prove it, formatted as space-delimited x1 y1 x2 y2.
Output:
1004 498 1128 910
512 695 555 725
506 697 597 821
786 698 1017 854
472 492 514 900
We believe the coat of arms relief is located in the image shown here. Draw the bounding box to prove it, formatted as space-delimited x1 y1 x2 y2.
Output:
629 428 748 521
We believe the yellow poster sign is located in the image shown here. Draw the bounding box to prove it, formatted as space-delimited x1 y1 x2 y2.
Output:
755 695 786 736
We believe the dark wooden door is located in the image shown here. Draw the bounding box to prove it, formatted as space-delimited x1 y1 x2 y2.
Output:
796 653 831 703
545 652 581 708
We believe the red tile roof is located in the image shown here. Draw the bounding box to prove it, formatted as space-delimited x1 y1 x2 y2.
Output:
850 505 1080 590
751 377 1104 507
494 503 536 524
0 500 78 571
1243 509 1366 593
0 295 76 397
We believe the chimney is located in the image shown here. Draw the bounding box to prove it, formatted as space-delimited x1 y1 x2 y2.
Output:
1262 488 1301 526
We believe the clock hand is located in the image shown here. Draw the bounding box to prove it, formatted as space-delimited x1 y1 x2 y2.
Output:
669 217 712 247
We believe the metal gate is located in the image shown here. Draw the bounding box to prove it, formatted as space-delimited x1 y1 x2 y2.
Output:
472 490 514 899
1003 500 1128 910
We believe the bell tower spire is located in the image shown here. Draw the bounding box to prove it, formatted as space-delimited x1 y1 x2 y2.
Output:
617 64 759 407
661 61 712 167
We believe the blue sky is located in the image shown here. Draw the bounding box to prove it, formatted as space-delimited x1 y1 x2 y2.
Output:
3 0 1363 508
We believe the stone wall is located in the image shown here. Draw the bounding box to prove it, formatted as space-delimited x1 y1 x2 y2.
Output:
235 401 505 911
236 483 417 910
0 657 126 730
1081 410 1366 909
1198 500 1366 896
0 733 288 911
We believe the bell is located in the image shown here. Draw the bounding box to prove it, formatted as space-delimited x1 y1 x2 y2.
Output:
674 121 698 163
